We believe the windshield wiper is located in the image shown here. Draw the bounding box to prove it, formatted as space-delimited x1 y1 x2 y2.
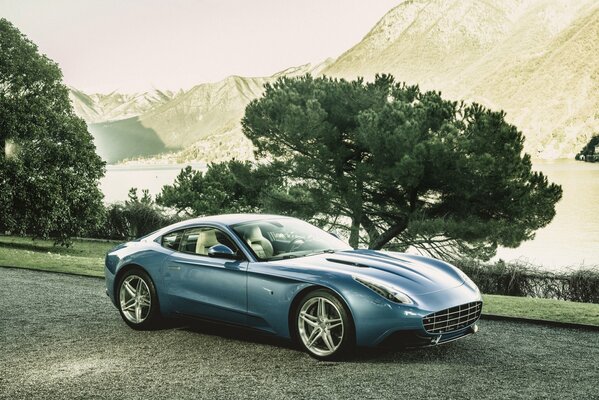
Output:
306 249 337 257
269 254 300 261
269 249 337 261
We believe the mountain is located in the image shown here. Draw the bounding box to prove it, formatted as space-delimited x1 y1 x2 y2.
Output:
69 88 180 124
71 61 334 164
71 1 598 163
323 0 599 158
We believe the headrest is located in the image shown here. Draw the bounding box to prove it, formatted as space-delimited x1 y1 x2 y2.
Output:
244 225 263 241
196 230 219 252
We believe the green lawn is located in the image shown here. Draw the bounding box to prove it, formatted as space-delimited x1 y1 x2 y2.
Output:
1 235 598 326
482 294 599 326
0 235 115 277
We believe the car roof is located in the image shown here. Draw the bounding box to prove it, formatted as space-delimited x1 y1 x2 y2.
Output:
186 213 291 225
147 213 294 240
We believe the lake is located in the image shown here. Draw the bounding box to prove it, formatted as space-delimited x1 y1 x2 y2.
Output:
100 159 599 270
100 163 207 203
494 160 599 270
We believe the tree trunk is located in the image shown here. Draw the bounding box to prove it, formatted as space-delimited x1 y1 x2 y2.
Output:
369 220 408 250
360 215 380 248
348 217 360 249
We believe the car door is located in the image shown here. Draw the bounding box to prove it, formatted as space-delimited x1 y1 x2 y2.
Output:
162 226 248 325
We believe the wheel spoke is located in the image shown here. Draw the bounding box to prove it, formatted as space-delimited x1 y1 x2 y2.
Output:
308 327 321 346
136 278 143 293
124 281 136 297
321 331 335 351
300 312 318 327
138 296 151 307
123 298 136 311
317 298 326 319
123 297 136 307
326 317 342 330
327 321 342 330
135 303 142 322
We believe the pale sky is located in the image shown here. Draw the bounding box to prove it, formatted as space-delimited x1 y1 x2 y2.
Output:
0 0 400 93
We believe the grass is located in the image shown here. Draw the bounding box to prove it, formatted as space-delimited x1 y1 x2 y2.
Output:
482 294 599 326
1 235 598 326
0 235 115 277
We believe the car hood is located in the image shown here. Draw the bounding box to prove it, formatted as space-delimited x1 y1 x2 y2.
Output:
275 250 464 295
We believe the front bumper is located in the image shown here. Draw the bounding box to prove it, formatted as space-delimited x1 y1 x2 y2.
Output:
378 323 479 348
350 281 482 347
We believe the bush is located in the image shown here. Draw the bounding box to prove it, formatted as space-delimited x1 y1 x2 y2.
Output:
90 189 181 241
458 259 599 303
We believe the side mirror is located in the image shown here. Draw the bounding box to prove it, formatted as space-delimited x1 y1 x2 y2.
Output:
208 244 240 260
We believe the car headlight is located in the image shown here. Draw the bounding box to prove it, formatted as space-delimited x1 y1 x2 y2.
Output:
353 275 413 305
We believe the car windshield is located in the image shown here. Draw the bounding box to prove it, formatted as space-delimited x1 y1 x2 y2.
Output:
231 218 351 261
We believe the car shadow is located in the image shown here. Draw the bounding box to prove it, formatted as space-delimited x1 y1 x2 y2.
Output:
352 343 459 363
163 317 297 351
158 317 476 363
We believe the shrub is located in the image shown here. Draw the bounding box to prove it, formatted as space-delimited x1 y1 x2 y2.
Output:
457 259 599 304
90 189 181 241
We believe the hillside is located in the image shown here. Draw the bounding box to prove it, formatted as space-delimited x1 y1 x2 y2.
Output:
71 1 599 163
323 0 599 157
69 88 180 124
72 61 334 164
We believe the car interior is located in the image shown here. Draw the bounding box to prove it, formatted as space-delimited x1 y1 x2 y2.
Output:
234 222 325 259
161 221 332 261
162 227 241 257
238 225 274 258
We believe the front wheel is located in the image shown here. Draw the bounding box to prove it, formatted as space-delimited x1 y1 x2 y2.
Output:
117 268 160 330
295 289 355 360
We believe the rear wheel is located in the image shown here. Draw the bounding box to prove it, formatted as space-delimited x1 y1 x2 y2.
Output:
117 268 160 330
295 289 355 360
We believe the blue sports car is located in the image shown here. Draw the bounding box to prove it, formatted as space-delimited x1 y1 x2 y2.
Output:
105 214 482 360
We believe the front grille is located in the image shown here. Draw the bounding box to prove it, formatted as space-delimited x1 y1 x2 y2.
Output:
423 301 482 334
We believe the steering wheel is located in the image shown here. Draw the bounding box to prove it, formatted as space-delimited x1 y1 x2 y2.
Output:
288 237 306 253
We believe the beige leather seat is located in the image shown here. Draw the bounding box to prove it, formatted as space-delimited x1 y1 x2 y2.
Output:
195 230 220 255
243 226 273 258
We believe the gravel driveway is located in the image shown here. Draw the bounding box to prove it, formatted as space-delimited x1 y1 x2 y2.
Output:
1 267 598 400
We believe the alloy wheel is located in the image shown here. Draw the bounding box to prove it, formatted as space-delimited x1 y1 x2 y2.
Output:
119 275 152 324
297 296 344 357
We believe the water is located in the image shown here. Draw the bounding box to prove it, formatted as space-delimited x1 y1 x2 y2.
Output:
100 163 206 203
100 160 599 270
495 160 599 270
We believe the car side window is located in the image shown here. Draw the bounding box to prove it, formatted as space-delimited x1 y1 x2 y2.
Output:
180 228 201 253
161 229 184 251
180 226 243 258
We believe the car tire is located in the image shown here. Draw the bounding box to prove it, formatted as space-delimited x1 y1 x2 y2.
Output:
294 289 355 361
116 268 161 330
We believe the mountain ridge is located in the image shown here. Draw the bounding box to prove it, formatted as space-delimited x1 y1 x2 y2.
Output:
74 60 335 163
323 0 599 158
70 0 599 164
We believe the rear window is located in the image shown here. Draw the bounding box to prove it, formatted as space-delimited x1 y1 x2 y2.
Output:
161 230 183 250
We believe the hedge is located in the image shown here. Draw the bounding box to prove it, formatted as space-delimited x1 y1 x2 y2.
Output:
457 259 599 304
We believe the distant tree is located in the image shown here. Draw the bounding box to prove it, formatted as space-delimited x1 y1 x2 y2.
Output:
89 189 179 240
576 134 599 158
0 19 105 244
239 74 562 260
123 188 171 238
156 160 277 216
